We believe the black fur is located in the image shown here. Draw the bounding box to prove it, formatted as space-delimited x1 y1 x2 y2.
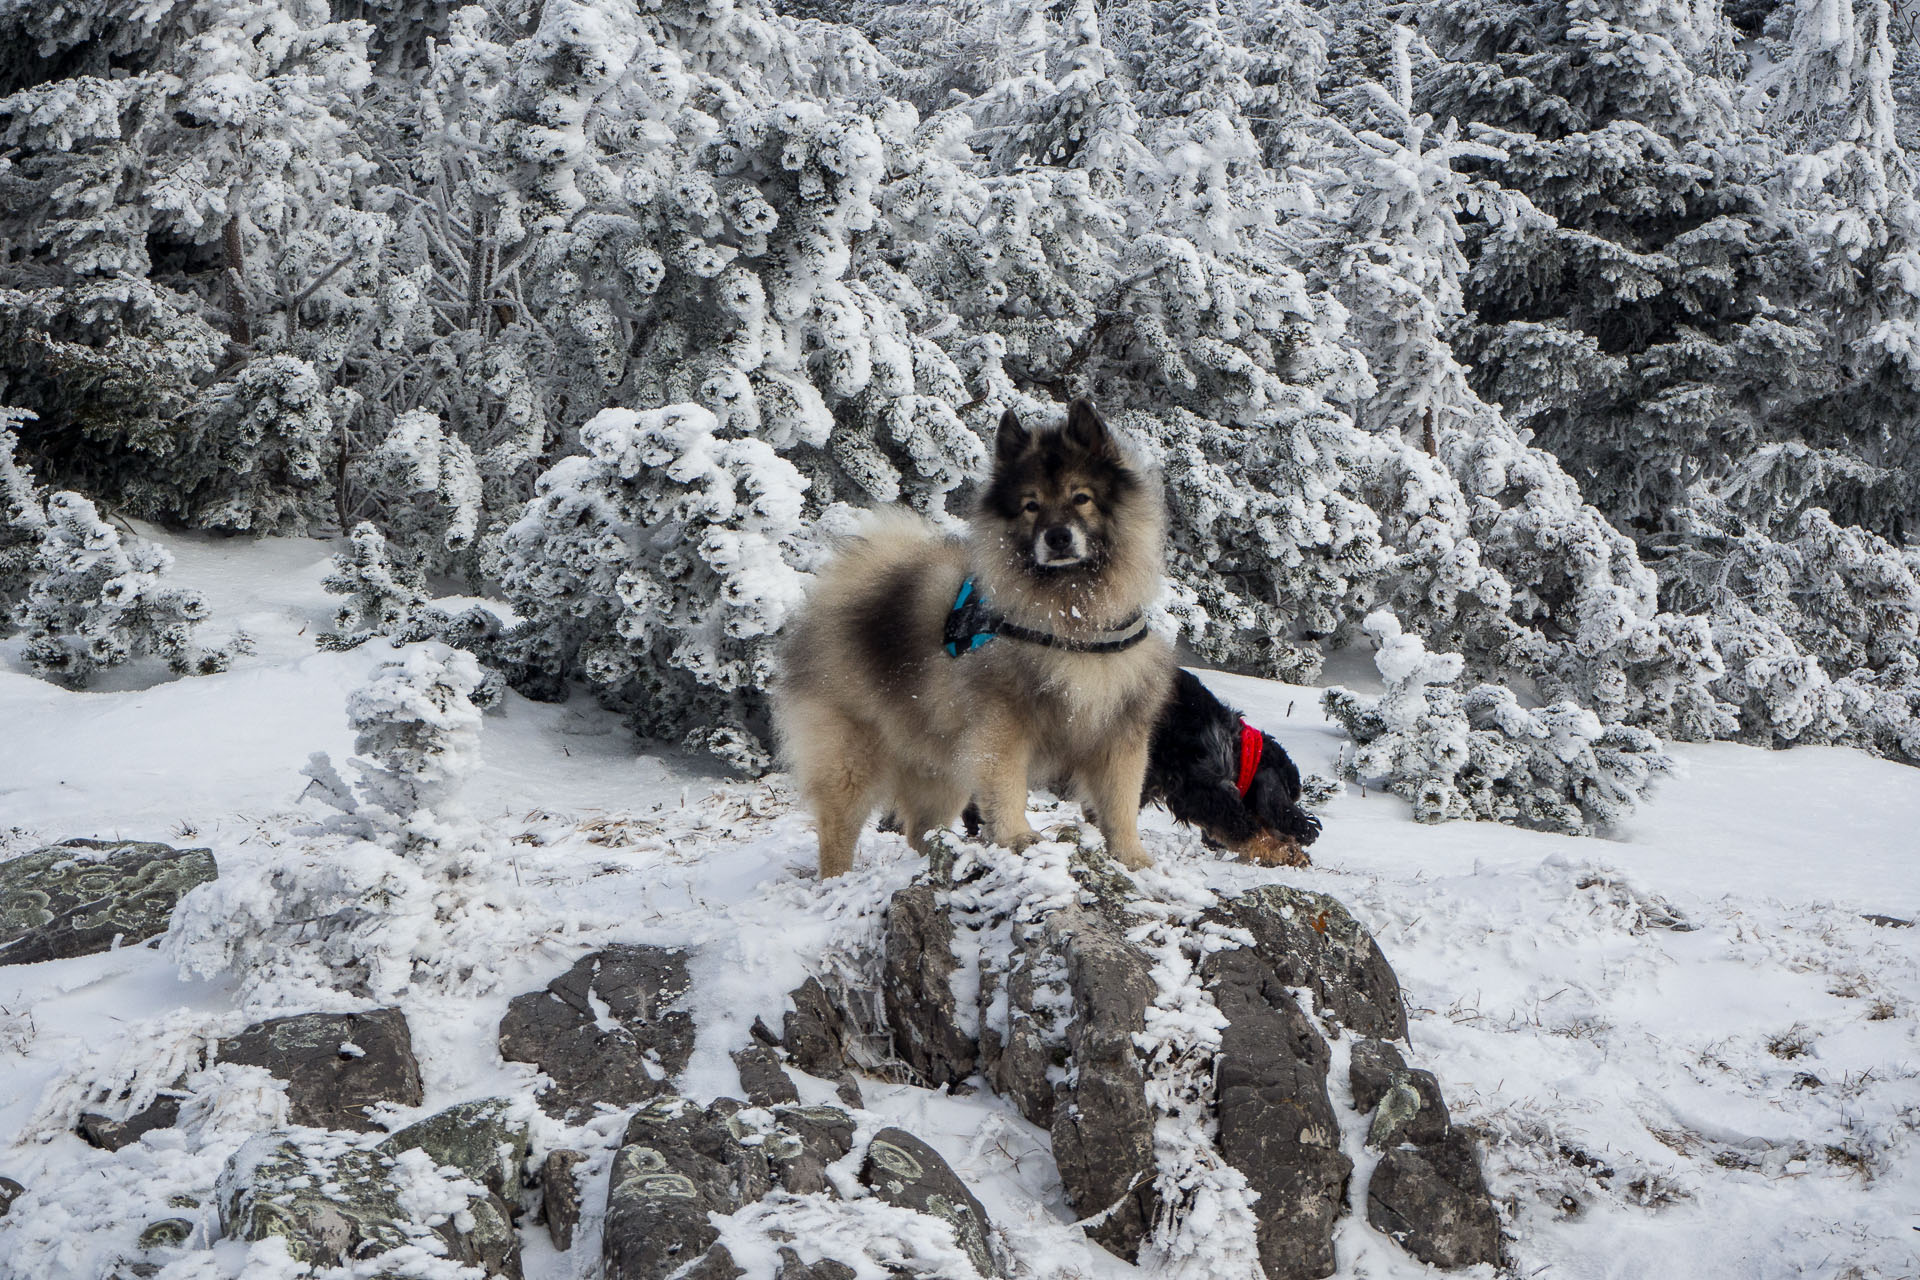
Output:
1143 668 1321 851
951 667 1322 853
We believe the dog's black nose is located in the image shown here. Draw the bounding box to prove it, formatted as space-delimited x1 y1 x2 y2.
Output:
1044 526 1074 552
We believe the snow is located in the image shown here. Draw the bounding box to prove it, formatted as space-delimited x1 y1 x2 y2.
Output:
1 535 1917 1279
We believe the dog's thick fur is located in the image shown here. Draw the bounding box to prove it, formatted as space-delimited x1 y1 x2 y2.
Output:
774 399 1174 877
1144 668 1323 865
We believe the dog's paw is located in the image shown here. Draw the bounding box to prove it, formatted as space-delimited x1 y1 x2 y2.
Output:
1002 829 1044 854
1111 843 1155 871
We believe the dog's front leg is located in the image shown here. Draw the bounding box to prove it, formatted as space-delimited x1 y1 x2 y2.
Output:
970 708 1040 852
1083 734 1154 870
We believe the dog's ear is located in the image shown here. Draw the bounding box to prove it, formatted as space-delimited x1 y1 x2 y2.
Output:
1063 398 1119 459
996 407 1031 464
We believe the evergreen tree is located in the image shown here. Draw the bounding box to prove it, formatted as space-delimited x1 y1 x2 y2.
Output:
494 402 811 770
11 491 229 686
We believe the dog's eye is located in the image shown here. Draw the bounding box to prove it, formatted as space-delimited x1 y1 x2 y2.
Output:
1072 493 1092 506
1023 500 1039 514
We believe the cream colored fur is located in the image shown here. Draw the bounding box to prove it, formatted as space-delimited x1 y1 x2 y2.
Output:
774 465 1173 878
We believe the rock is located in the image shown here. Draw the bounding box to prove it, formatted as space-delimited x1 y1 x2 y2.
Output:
766 1105 855 1196
136 1218 194 1250
500 945 695 1121
0 1176 22 1216
380 1096 528 1203
732 1043 800 1107
603 1096 766 1280
1366 1131 1502 1270
78 1091 183 1151
220 1126 522 1278
860 1127 999 1278
881 883 976 1088
977 927 1068 1130
1863 913 1913 928
1204 946 1351 1280
775 1248 856 1280
541 1149 586 1251
780 976 874 1107
0 839 216 966
1210 884 1407 1039
602 1098 993 1280
1047 909 1159 1262
782 976 848 1076
1349 1040 1448 1149
219 1008 422 1131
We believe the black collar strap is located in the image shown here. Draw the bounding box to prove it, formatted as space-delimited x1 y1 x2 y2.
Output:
944 577 1148 656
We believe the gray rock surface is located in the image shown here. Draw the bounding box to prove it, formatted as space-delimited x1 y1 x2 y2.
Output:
0 839 215 966
603 1095 998 1280
218 1123 522 1277
860 1126 999 1278
865 834 1498 1272
1205 945 1351 1280
732 1042 800 1107
219 1007 422 1131
603 1096 765 1280
765 1105 855 1195
882 883 977 1088
780 975 872 1107
499 945 695 1121
1208 884 1407 1039
541 1149 586 1251
1047 909 1160 1262
1367 1131 1503 1269
380 1096 528 1202
1349 1038 1449 1148
78 1092 183 1151
0 1175 21 1217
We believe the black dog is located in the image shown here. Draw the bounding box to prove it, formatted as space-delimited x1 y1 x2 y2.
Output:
938 668 1322 864
1143 668 1321 865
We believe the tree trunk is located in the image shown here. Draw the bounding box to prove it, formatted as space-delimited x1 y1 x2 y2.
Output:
224 213 252 347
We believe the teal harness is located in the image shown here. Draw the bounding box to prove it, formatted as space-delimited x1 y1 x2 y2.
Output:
942 576 1149 657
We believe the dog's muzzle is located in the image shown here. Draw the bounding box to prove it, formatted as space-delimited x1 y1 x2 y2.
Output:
1033 524 1088 567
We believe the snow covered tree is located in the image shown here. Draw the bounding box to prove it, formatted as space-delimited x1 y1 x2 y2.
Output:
0 410 47 626
1420 0 1825 539
11 491 228 687
319 521 428 651
302 642 487 861
1324 611 1675 834
174 642 524 1007
494 403 810 769
0 0 378 529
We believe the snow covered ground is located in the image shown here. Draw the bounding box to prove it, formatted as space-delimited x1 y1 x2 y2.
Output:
1 531 1916 1279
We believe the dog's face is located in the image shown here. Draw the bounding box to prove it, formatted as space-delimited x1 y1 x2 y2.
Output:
980 400 1140 577
1236 733 1322 855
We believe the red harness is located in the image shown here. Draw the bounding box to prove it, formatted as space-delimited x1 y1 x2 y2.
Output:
1235 719 1264 798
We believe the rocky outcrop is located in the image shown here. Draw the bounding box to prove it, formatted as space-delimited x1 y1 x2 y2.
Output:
219 1007 423 1131
860 1127 997 1279
540 1149 586 1251
844 833 1501 1273
1350 1039 1502 1268
79 1092 184 1152
602 1095 999 1280
218 1102 526 1278
0 839 216 966
382 1096 528 1204
499 945 695 1120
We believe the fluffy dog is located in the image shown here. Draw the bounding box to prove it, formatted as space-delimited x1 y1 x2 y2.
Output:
1143 668 1322 866
774 399 1174 877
